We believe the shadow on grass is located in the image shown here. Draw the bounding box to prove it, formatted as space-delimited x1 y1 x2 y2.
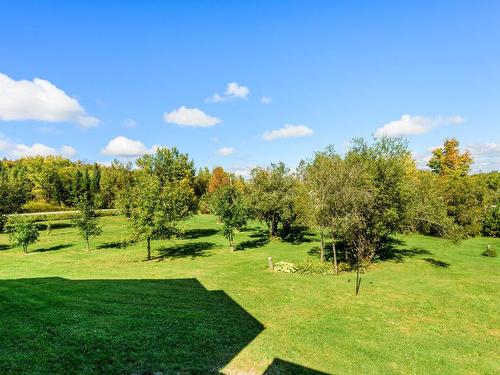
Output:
0 277 264 374
37 222 73 231
97 241 131 250
182 228 219 239
236 230 269 251
308 237 431 265
281 226 315 245
0 244 11 251
154 241 215 261
264 358 328 374
32 243 73 253
424 258 450 268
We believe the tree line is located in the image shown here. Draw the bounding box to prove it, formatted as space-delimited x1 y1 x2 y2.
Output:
1 137 498 266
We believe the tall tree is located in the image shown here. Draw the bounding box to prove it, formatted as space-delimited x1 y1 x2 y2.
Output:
72 198 103 250
212 184 248 251
127 147 197 260
250 162 296 238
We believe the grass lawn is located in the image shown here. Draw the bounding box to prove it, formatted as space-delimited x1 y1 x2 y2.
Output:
0 214 498 374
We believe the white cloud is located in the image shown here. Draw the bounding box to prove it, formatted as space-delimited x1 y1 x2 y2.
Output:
0 134 77 158
163 106 220 127
468 142 500 172
101 136 154 157
121 118 137 128
261 96 272 104
208 82 250 103
263 124 314 141
0 72 99 127
230 166 254 179
217 146 235 156
374 114 464 138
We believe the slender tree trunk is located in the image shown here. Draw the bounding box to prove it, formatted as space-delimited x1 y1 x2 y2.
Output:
86 237 90 251
331 233 338 275
319 230 325 262
147 237 151 260
355 249 362 295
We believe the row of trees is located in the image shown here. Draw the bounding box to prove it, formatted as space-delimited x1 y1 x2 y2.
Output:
1 137 499 265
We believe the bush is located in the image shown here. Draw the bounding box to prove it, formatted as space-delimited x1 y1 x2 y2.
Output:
482 205 499 237
295 259 334 275
273 261 298 273
274 259 338 275
482 245 497 257
21 201 71 213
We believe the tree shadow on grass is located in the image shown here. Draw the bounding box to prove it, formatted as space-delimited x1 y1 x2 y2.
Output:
375 238 431 263
37 222 73 231
308 237 431 264
182 228 219 239
424 258 450 268
32 243 73 253
264 358 328 374
236 230 269 251
97 241 131 250
0 277 264 374
0 244 11 251
154 241 215 261
281 226 315 245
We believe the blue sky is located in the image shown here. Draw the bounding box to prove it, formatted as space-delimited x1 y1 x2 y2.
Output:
0 0 499 174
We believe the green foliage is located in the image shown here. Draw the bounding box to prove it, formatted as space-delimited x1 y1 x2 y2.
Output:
211 184 248 249
273 261 298 273
482 205 500 237
72 198 103 250
274 259 342 275
250 162 297 237
481 245 497 257
7 219 40 253
127 147 197 260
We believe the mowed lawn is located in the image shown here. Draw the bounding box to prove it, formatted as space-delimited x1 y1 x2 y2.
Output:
0 215 498 375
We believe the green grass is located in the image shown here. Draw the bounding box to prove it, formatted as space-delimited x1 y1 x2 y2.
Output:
0 215 498 374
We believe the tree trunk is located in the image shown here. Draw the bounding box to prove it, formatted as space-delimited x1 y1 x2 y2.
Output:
331 234 338 275
147 237 151 260
86 237 90 251
319 230 325 262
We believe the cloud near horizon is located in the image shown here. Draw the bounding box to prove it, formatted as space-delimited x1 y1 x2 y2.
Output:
263 124 314 141
374 114 464 138
101 136 157 157
0 134 77 158
0 72 99 128
163 106 220 127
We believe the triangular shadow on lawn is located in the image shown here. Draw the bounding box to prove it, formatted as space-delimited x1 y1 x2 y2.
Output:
0 277 263 374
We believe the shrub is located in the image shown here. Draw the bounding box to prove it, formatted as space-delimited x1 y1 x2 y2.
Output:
273 261 298 273
482 245 497 257
295 259 334 276
21 201 71 213
482 205 499 237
